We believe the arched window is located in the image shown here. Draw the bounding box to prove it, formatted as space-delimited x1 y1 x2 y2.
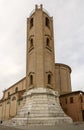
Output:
12 96 16 101
30 18 33 29
70 97 73 103
8 92 10 98
48 74 51 84
45 17 49 27
0 104 2 106
30 38 33 47
30 75 33 85
15 87 18 93
7 101 10 104
46 38 50 46
65 98 67 104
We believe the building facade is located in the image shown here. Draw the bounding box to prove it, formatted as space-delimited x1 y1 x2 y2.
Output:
60 91 84 122
0 78 26 120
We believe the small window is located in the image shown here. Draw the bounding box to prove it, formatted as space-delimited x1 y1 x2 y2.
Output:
30 38 33 47
48 74 51 84
15 87 18 93
46 38 50 46
45 17 49 27
12 96 16 101
70 97 73 103
30 75 33 85
7 101 10 104
30 18 33 29
65 98 67 104
8 92 10 97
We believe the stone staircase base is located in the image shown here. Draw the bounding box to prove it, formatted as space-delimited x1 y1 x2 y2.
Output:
3 88 72 126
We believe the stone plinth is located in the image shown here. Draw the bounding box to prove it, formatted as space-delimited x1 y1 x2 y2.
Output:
5 88 72 126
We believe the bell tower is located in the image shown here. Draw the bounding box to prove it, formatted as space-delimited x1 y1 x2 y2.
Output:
26 4 56 90
10 5 72 126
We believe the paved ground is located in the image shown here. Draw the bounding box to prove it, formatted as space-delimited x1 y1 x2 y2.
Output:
0 123 84 130
0 125 19 130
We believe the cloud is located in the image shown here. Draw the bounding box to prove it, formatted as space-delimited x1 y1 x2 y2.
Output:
0 0 84 97
54 0 84 92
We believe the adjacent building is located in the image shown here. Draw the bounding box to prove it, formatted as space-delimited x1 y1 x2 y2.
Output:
60 91 84 122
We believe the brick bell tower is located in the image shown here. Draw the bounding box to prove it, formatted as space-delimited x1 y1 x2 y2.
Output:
26 4 55 90
10 5 72 126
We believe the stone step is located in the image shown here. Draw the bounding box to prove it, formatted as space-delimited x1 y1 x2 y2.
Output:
3 88 72 126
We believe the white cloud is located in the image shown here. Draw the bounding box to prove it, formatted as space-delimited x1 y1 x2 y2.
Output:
0 0 84 97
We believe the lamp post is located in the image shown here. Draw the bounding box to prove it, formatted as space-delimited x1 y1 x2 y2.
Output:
27 112 30 127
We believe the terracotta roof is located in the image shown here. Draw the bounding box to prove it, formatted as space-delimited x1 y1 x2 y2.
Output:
55 63 72 73
60 90 84 97
3 77 26 92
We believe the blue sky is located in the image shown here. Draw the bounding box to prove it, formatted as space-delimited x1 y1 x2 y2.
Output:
0 0 84 97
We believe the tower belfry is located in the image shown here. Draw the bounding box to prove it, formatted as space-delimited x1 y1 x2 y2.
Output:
6 5 72 126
